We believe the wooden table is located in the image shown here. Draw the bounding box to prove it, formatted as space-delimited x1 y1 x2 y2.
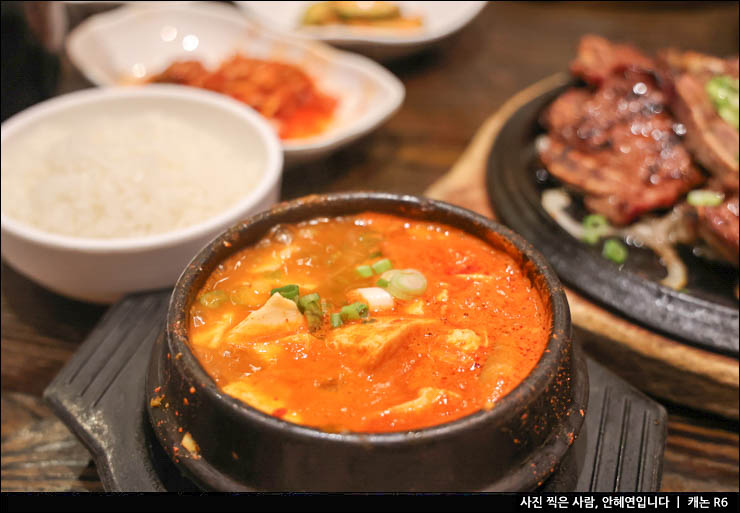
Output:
2 1 738 492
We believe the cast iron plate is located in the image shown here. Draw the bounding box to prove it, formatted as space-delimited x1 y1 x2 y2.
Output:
486 77 739 356
44 291 666 492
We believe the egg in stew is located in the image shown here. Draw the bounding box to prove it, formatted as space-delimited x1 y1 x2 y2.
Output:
188 213 549 433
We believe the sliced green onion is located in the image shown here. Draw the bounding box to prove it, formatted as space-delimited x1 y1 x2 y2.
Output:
382 269 427 300
687 189 724 207
297 293 321 313
371 258 393 274
369 250 383 258
330 313 343 328
582 214 611 246
706 75 739 130
603 239 628 265
199 290 228 308
264 269 283 279
582 231 601 246
355 302 369 318
270 284 300 300
583 214 609 230
376 278 390 288
340 305 359 320
305 312 323 331
340 302 369 321
297 293 323 331
355 265 373 278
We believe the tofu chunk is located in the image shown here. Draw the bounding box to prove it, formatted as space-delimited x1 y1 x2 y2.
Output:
347 287 395 312
326 317 436 369
445 329 485 352
250 246 298 273
190 312 234 349
225 293 306 343
223 380 301 423
227 333 320 365
387 387 460 415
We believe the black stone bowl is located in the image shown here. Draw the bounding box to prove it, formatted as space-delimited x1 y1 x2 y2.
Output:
146 192 588 491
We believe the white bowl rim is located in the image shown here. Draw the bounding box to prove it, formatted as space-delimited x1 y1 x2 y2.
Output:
0 84 283 254
64 1 406 156
234 1 488 46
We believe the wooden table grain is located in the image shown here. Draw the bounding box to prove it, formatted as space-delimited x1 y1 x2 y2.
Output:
1 1 738 492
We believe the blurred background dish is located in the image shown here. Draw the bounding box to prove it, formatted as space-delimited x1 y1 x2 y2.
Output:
65 1 404 165
0 85 283 303
236 1 487 61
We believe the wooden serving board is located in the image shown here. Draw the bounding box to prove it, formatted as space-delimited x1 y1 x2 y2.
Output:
425 74 739 420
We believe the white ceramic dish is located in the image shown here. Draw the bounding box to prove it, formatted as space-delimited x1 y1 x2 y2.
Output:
235 1 488 60
65 1 405 164
0 85 283 303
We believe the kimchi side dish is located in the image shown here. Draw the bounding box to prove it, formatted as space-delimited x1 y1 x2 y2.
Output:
150 54 337 140
188 213 550 433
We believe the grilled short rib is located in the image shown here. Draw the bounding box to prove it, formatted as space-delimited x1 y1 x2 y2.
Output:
695 195 740 266
539 36 704 225
657 50 739 265
658 49 739 193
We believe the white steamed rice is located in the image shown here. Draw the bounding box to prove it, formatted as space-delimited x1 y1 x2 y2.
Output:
1 111 260 239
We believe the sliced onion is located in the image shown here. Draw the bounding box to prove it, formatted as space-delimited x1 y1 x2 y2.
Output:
655 244 688 290
542 188 591 240
620 207 694 290
381 269 427 300
542 189 696 291
348 287 394 311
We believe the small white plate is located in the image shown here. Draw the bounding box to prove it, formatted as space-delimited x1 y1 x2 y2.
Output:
235 1 487 60
65 1 405 164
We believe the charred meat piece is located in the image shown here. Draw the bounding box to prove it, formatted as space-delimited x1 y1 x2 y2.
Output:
539 135 703 225
542 71 668 151
570 34 655 86
658 49 739 192
659 49 739 83
695 195 739 267
540 71 704 225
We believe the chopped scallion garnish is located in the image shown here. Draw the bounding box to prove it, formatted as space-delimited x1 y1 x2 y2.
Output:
199 290 228 308
687 189 724 207
603 239 628 265
340 302 369 321
355 265 373 278
297 293 323 331
330 313 343 328
381 269 427 300
582 214 610 246
376 278 390 288
372 258 393 274
270 284 300 300
706 75 739 130
297 293 320 312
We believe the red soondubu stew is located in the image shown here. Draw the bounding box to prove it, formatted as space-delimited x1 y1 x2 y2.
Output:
188 213 550 433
